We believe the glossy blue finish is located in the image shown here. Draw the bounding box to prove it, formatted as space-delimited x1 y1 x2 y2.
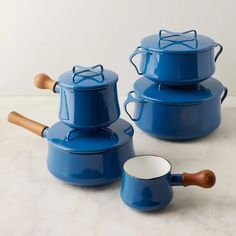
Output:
130 29 223 85
124 78 228 140
134 77 225 104
45 119 134 153
121 163 182 211
42 119 135 186
47 141 134 186
56 65 120 129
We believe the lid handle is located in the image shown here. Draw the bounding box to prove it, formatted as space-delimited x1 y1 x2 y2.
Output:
66 127 117 141
72 64 104 84
159 29 197 41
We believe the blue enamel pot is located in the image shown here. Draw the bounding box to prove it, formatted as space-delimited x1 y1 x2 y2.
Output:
121 155 216 211
124 77 228 140
8 112 135 186
130 29 223 85
34 64 120 130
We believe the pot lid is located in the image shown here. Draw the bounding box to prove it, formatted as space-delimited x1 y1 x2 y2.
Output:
58 64 118 90
134 77 224 105
44 119 134 154
141 29 215 54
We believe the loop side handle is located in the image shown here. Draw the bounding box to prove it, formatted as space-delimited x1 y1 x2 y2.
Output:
8 111 48 137
123 91 145 121
221 87 228 104
214 43 223 62
182 170 216 188
129 47 146 75
34 73 58 93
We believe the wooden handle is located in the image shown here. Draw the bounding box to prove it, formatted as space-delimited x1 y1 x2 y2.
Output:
182 170 216 188
34 73 58 92
8 111 48 137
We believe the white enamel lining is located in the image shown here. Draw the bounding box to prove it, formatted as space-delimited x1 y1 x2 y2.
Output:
124 155 171 180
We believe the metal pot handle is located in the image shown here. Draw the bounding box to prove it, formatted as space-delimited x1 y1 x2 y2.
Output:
66 126 118 141
129 46 147 75
72 64 104 83
221 87 228 104
123 91 146 121
214 43 223 62
159 29 197 40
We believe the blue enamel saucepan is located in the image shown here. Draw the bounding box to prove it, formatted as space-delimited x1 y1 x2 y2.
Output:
121 155 216 211
8 112 135 186
124 77 228 140
130 29 223 85
34 64 120 130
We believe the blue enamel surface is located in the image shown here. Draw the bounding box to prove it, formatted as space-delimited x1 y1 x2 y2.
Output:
130 29 222 85
121 171 183 211
43 118 135 186
47 140 135 186
56 65 120 129
124 78 227 140
134 77 224 104
44 119 134 153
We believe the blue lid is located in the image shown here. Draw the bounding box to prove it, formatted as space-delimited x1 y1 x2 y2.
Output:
134 77 224 105
141 29 215 54
44 119 134 153
58 64 118 90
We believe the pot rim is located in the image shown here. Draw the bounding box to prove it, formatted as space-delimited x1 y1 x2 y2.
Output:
123 154 172 180
46 135 134 155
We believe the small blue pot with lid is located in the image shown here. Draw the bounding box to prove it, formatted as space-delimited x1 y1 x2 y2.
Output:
124 77 228 140
130 29 223 85
8 112 135 186
34 64 120 130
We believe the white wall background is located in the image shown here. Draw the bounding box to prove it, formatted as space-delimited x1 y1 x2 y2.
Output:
1 0 236 96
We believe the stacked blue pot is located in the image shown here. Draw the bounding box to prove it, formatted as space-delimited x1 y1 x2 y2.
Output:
8 65 135 186
124 29 228 140
34 64 135 186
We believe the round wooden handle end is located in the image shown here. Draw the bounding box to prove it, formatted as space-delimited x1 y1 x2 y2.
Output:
183 170 216 188
34 73 57 92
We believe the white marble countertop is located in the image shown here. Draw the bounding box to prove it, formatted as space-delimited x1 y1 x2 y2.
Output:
1 96 236 236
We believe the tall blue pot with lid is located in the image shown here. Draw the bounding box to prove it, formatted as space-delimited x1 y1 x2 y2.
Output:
35 64 120 130
130 29 223 85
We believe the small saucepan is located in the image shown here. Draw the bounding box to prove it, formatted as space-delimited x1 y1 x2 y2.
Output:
8 112 135 186
34 64 120 130
121 155 216 211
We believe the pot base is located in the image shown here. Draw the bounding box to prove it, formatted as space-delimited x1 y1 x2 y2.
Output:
136 122 221 141
47 141 135 186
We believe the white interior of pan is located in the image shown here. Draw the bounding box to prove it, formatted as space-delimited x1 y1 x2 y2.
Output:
124 155 171 179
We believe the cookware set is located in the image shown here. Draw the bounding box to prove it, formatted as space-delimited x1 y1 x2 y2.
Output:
125 29 228 140
8 29 223 212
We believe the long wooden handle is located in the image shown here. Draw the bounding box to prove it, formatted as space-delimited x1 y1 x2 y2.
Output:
182 170 216 188
34 73 58 92
8 111 48 137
